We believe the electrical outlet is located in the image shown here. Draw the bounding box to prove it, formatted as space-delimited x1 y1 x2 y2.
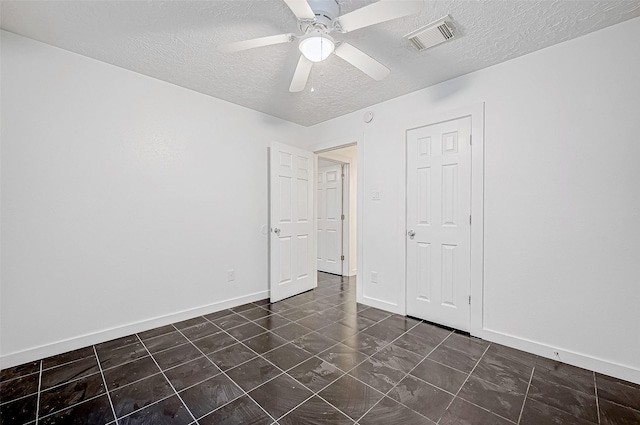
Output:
372 191 381 200
227 269 235 282
371 271 378 283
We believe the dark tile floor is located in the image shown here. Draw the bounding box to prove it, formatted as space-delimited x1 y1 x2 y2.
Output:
1 272 639 424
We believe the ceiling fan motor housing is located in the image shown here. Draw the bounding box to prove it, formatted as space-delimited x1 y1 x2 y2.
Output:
302 0 340 31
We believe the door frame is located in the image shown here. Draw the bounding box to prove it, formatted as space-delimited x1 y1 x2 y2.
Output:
404 103 485 337
317 157 350 276
311 136 363 297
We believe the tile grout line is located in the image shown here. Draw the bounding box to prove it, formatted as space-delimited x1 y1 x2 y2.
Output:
92 346 119 425
594 372 601 424
169 324 278 424
34 360 43 425
517 366 536 424
437 343 491 424
350 329 456 424
135 334 198 424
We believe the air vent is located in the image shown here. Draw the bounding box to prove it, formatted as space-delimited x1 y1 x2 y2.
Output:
405 16 455 52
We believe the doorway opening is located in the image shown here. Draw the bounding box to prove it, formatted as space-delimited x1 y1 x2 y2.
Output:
316 144 357 281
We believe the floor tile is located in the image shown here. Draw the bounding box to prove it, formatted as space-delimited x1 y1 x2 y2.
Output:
95 335 140 353
438 397 512 425
239 307 273 321
0 361 40 382
39 372 106 417
206 343 257 371
318 343 368 372
318 375 385 421
180 322 220 341
252 314 291 330
279 308 313 322
211 313 249 330
232 303 257 313
357 307 392 322
263 343 312 371
378 315 421 333
472 349 532 393
173 317 208 330
42 346 95 369
296 313 335 331
457 375 525 422
179 374 243 418
41 356 100 390
597 373 640 411
272 322 312 341
102 356 160 390
243 332 288 354
292 332 337 354
392 332 439 357
0 393 37 424
143 331 190 354
203 309 235 322
110 373 174 418
279 395 354 425
97 342 148 370
164 356 220 391
520 397 597 425
226 357 282 392
348 357 406 393
337 315 377 332
358 396 434 424
321 322 359 342
410 359 468 394
288 357 345 392
197 395 272 425
528 373 598 422
485 343 539 367
138 325 175 341
38 394 114 425
191 331 236 355
387 375 454 422
341 333 388 356
599 398 640 425
407 322 452 347
249 373 313 420
361 321 405 343
252 298 271 306
427 344 478 373
441 333 489 359
371 344 424 373
153 343 202 370
118 395 192 425
0 372 39 403
227 322 267 341
534 363 595 395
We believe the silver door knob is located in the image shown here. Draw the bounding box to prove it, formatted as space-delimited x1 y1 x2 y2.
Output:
408 230 416 239
273 227 281 235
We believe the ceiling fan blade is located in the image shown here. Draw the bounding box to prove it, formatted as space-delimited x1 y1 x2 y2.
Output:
334 43 390 81
218 33 295 53
282 0 316 20
290 55 313 92
336 0 423 33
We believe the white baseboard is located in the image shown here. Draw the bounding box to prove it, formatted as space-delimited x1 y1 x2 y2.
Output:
0 291 269 370
481 328 640 385
359 294 402 315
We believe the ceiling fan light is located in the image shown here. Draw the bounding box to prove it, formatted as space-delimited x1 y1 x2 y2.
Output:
299 34 335 62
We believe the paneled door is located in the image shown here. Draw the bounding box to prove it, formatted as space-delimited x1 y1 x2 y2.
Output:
317 163 343 275
270 142 316 302
406 116 472 331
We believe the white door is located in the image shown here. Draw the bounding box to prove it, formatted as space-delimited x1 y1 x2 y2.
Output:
406 117 472 331
270 142 316 302
317 163 343 275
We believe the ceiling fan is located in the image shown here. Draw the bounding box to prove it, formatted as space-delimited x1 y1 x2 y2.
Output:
218 0 423 92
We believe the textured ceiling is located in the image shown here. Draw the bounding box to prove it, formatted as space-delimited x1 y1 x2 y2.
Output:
2 1 640 126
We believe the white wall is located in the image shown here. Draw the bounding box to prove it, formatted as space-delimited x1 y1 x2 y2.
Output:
0 31 306 367
305 18 640 383
319 146 358 276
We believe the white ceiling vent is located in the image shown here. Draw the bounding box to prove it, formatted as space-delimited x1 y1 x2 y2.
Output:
405 16 455 52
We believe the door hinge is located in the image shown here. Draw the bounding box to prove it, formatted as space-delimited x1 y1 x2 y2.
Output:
468 295 471 305
341 255 345 261
469 215 472 225
341 214 345 220
470 135 472 145
342 174 345 180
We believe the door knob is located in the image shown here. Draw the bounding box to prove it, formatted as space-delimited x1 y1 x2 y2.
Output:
273 227 281 235
408 230 416 239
